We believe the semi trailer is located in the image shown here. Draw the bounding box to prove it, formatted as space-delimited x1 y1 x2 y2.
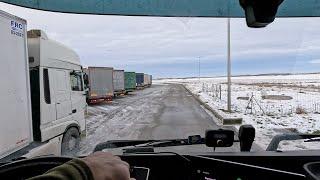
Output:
124 72 136 93
85 67 114 103
113 69 125 96
144 74 153 87
136 73 144 89
0 10 86 161
149 75 153 86
144 74 149 87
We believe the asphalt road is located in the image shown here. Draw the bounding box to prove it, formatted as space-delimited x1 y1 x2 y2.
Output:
139 84 219 139
80 83 260 154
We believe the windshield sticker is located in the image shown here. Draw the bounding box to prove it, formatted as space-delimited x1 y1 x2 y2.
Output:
10 20 24 37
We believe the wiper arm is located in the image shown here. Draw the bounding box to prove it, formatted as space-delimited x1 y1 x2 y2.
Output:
94 140 155 151
93 137 205 152
133 139 204 148
93 130 247 153
134 140 175 147
122 139 206 154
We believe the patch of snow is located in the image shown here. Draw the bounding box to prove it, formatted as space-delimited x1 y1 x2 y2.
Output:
79 85 170 155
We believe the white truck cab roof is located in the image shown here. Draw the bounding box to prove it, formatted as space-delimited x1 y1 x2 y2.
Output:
28 29 81 70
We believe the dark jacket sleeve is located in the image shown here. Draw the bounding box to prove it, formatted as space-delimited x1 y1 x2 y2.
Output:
27 158 94 180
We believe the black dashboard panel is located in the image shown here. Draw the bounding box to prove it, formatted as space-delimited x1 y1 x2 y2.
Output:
120 151 320 180
1 151 320 180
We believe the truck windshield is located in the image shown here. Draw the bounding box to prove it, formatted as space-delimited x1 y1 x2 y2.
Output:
0 2 319 157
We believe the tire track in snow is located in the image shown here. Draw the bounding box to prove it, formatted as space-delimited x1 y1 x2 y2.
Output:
79 85 169 154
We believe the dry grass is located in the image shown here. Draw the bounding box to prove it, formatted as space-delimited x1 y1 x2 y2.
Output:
296 107 307 114
262 95 293 100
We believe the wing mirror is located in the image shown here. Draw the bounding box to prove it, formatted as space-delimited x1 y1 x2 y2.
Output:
239 0 284 28
205 129 234 148
205 126 256 151
238 125 255 151
70 70 81 76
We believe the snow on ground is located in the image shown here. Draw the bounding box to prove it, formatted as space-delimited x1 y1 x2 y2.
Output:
79 85 169 155
156 73 320 150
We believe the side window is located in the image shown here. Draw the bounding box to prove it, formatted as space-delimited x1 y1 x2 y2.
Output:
70 71 83 91
83 73 89 89
43 68 51 104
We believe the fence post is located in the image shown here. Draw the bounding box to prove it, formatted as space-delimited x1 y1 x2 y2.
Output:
219 84 222 100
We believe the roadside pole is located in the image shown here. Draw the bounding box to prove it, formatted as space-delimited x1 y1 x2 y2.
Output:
198 56 201 83
227 18 231 112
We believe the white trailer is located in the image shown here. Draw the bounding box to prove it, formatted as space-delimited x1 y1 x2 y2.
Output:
113 70 125 96
0 10 86 161
144 74 148 87
85 67 114 103
144 74 151 87
149 75 152 86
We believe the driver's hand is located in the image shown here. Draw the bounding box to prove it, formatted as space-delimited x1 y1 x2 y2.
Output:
82 152 134 180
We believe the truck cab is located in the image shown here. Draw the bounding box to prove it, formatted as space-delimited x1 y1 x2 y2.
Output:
27 29 86 156
0 17 86 161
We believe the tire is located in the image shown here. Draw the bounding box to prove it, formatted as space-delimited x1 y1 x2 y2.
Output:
61 127 80 156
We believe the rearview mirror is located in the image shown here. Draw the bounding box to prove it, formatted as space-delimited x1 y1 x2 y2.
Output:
205 129 234 148
239 0 284 28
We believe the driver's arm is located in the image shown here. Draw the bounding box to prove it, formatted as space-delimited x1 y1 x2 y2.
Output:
27 152 132 180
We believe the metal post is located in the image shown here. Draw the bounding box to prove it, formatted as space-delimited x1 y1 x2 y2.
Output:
219 84 222 100
198 56 201 83
227 18 232 112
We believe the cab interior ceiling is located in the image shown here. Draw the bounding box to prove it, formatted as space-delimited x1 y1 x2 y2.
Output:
2 0 320 27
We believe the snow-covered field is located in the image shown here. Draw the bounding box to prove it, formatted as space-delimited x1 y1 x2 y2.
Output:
156 73 320 150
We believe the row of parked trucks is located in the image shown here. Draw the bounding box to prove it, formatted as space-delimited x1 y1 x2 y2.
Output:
0 10 151 161
84 67 152 103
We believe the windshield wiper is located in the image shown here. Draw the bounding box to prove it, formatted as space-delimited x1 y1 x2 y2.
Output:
93 127 253 153
121 139 204 153
94 136 206 152
132 139 203 148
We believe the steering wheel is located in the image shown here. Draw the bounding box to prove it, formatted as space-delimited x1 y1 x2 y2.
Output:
0 156 72 179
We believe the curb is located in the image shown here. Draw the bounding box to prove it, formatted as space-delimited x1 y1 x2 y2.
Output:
181 84 242 125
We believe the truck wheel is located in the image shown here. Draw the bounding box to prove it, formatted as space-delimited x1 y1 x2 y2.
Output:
61 127 80 156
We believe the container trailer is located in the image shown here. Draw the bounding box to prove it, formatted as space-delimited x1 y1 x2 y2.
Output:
149 74 153 86
136 73 144 89
144 74 148 87
85 67 114 103
144 74 152 87
113 70 125 96
124 72 136 93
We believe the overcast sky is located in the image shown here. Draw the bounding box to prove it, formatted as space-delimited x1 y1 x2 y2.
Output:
1 2 320 78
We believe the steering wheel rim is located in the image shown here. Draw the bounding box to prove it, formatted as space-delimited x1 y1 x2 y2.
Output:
0 156 73 179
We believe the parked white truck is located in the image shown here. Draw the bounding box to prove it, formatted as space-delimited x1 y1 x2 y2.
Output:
0 10 86 161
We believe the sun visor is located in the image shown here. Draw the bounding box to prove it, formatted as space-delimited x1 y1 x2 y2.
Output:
2 0 320 17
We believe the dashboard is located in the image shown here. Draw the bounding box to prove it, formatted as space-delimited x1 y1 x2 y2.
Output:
122 151 319 180
0 151 320 180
